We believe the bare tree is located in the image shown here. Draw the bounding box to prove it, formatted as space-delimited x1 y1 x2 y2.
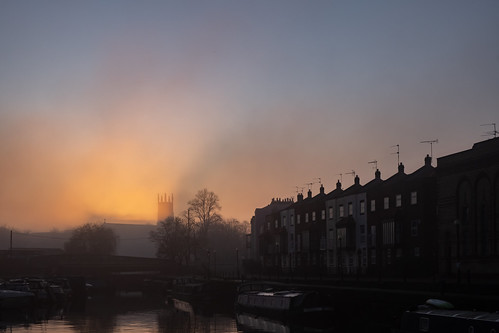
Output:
65 223 118 255
150 216 189 264
187 188 222 233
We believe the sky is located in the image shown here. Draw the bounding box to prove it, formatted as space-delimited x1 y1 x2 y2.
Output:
1 1 498 231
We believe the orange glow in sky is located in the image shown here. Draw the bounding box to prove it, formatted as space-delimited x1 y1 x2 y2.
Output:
1 1 498 231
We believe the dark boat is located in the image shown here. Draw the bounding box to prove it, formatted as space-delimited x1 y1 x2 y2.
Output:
236 311 334 333
0 289 35 309
399 299 499 333
235 284 334 323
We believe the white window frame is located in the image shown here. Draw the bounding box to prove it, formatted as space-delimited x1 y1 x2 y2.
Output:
411 191 417 205
396 194 402 207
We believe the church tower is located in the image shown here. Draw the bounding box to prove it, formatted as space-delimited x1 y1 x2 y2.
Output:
157 193 174 222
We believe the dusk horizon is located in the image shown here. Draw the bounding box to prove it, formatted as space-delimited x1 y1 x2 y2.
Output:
1 1 498 232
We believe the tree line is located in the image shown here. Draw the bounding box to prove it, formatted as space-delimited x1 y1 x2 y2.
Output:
1 189 249 271
150 189 249 273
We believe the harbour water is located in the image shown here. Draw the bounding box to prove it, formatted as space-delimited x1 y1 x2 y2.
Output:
0 294 239 333
0 292 398 333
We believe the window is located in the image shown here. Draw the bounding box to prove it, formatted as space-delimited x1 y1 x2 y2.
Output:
297 214 301 224
321 209 326 220
384 197 389 210
328 229 334 248
329 207 334 219
290 214 294 226
360 225 366 243
348 202 353 216
411 219 419 236
337 228 346 248
305 213 309 223
303 231 310 250
414 247 420 257
282 216 287 227
267 221 270 230
370 225 376 247
274 219 278 228
312 211 316 221
339 205 344 217
360 200 365 215
370 200 376 212
411 191 417 205
396 194 402 207
383 220 395 245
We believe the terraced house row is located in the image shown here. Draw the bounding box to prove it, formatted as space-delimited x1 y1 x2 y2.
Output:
249 137 499 279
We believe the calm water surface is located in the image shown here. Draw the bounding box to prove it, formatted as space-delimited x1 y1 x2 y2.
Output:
0 295 239 333
1 294 396 333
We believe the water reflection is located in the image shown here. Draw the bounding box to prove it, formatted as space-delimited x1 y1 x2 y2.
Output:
0 295 239 333
1 295 395 333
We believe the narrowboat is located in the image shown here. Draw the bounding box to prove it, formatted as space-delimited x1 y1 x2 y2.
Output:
235 287 334 322
400 299 499 332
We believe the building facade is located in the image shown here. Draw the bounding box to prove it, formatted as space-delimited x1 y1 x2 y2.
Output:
249 138 499 279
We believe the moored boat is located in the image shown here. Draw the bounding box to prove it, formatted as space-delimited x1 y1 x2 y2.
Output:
0 289 35 309
235 285 334 322
399 299 499 333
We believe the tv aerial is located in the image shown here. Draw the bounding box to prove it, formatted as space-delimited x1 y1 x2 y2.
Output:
391 144 400 166
420 139 438 159
345 170 356 180
368 160 378 170
481 123 497 139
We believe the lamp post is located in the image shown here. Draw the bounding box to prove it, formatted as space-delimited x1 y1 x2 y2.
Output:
187 208 190 266
214 250 217 278
454 220 461 284
236 248 239 279
338 236 343 281
207 249 211 279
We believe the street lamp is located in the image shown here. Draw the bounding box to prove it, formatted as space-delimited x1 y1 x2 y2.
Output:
207 249 211 279
337 236 343 280
454 220 461 284
236 248 239 279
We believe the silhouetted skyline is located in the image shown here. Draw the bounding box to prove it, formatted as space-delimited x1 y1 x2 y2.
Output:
0 1 498 231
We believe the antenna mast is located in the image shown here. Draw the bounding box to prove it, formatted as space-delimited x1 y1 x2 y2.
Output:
345 170 356 181
391 144 400 166
420 139 438 159
481 123 497 139
368 160 378 170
